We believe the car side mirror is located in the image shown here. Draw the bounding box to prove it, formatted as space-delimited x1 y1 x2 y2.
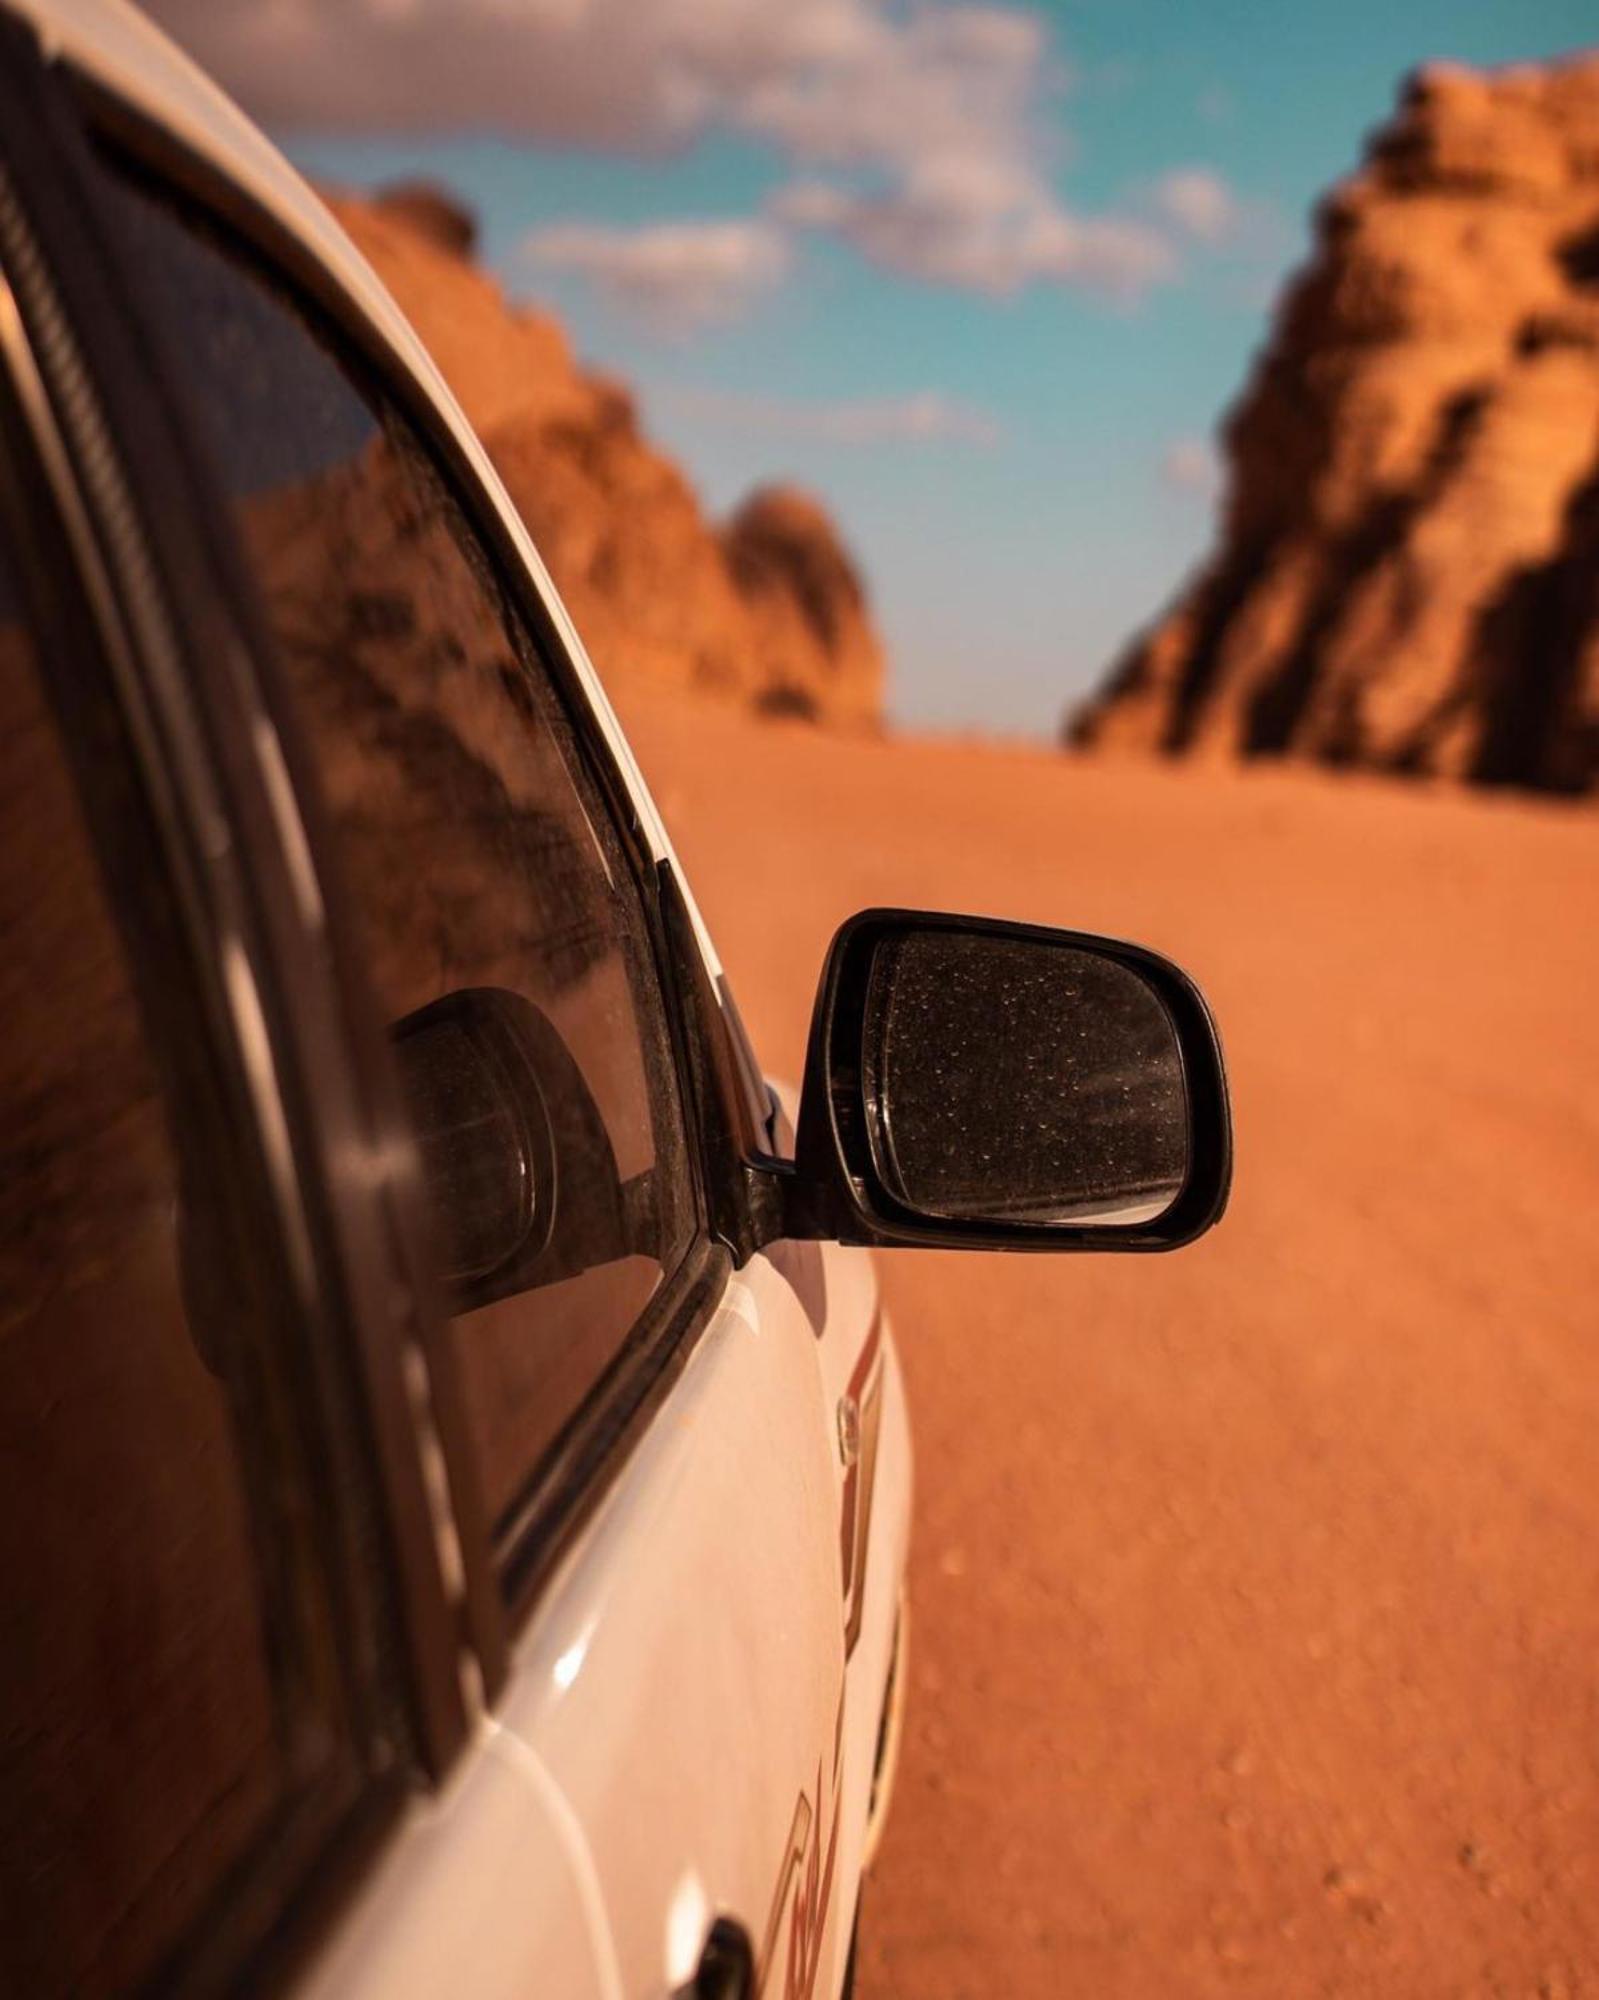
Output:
391 985 643 1311
783 910 1231 1252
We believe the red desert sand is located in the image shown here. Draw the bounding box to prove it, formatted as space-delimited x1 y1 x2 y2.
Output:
617 683 1599 2000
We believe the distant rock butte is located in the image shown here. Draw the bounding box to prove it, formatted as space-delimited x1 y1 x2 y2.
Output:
331 183 884 728
1069 56 1599 795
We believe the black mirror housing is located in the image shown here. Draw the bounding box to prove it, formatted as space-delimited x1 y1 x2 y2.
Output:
781 909 1232 1253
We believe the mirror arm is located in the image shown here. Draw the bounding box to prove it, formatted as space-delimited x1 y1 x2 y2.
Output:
741 1158 794 1252
657 863 781 1267
741 1154 857 1251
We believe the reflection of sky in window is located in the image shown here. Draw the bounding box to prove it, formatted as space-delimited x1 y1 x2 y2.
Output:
100 162 376 498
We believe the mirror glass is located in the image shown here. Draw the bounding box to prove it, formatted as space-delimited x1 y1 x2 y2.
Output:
862 930 1189 1227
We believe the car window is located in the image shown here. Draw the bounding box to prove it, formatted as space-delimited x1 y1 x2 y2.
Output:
99 162 698 1535
0 545 337 1998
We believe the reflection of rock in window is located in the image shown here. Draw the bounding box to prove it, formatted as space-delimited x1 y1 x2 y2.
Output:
101 160 695 1528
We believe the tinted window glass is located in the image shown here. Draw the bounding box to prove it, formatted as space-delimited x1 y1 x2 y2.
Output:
105 168 696 1529
0 557 303 1997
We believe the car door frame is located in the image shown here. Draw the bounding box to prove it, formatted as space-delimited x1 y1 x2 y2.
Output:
0 18 477 1994
61 50 794 1637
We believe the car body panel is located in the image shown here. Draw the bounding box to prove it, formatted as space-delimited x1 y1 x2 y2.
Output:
287 1248 909 2000
502 1261 848 1995
293 1729 619 2000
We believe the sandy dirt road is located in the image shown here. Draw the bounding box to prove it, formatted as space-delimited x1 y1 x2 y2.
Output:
617 689 1599 2000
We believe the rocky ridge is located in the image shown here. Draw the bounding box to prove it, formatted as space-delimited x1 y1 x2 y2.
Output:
331 185 884 728
1070 55 1599 794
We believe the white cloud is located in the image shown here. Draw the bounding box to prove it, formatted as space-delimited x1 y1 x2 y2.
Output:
772 160 1173 298
140 0 1053 159
1161 435 1221 497
143 0 1212 304
519 217 791 329
659 384 1001 446
731 7 1052 174
1153 168 1241 243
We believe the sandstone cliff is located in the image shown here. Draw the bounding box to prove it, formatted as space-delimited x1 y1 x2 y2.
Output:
330 186 884 728
1069 56 1599 794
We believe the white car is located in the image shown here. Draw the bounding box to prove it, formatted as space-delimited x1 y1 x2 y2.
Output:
0 4 1231 1997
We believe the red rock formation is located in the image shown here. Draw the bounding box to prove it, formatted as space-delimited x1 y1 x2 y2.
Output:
330 186 884 728
724 488 885 721
1069 55 1599 794
371 179 478 259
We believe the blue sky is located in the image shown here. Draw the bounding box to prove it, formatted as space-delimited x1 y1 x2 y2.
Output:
154 0 1597 735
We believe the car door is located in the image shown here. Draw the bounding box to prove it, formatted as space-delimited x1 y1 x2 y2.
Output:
32 31 882 1996
0 26 490 1997
0 19 625 1997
